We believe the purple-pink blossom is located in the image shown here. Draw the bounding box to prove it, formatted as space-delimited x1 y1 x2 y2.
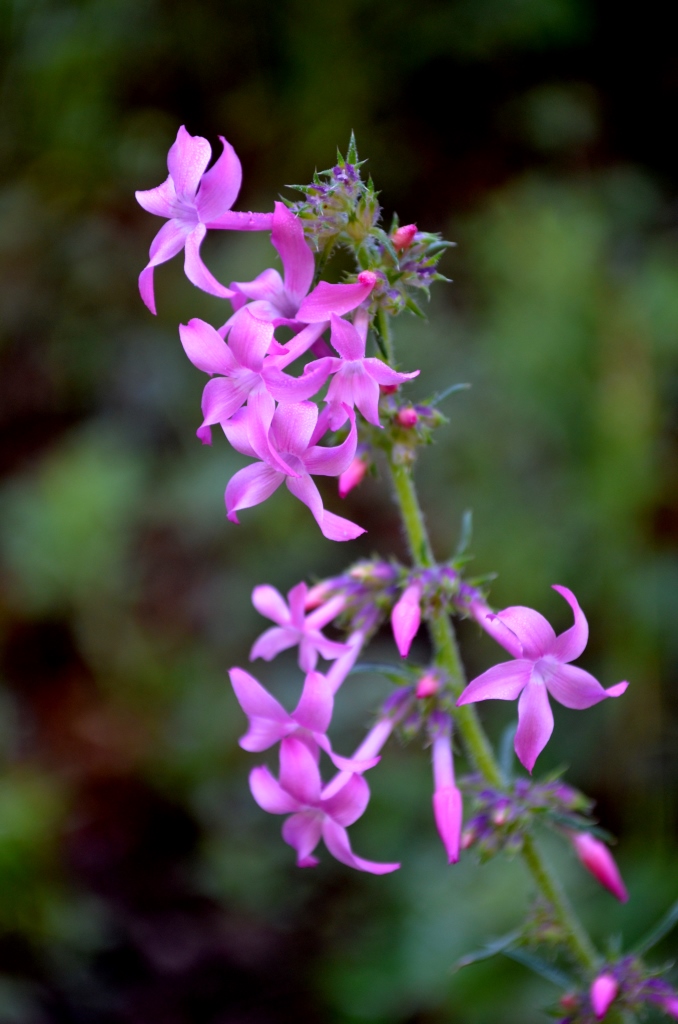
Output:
249 736 399 873
224 400 366 541
391 582 422 658
136 126 273 314
570 832 628 902
250 581 348 672
458 586 628 772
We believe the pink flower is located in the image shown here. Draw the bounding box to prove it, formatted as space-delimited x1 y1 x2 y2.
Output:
319 313 419 429
136 126 273 314
430 714 462 863
391 582 422 658
250 736 399 873
179 311 330 444
415 674 439 699
250 581 348 672
457 586 629 772
570 832 628 902
224 400 366 541
338 454 368 498
229 666 379 772
228 202 378 328
590 973 618 1020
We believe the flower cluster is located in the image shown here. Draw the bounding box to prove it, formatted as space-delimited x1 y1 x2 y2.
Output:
558 959 678 1022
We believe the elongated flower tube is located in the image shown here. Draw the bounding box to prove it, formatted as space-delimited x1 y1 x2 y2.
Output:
429 712 462 864
136 126 273 313
570 832 629 902
391 582 422 658
250 581 348 672
590 973 618 1020
458 586 629 771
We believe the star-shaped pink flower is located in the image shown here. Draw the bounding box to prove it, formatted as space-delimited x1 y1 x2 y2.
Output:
457 586 628 772
250 581 348 672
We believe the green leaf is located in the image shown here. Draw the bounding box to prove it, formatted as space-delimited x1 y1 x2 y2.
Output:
503 948 574 989
454 929 522 970
430 382 471 407
633 897 678 955
404 295 426 318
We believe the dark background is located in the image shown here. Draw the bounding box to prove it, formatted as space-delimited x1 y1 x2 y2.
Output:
1 1 678 1020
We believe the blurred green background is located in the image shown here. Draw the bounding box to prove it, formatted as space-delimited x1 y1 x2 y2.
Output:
1 0 677 1020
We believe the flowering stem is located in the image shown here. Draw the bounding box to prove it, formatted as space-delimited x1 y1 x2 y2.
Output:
388 459 598 971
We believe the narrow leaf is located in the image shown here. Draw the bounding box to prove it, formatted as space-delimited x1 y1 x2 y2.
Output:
430 382 471 407
455 509 473 557
634 898 678 955
351 662 414 684
503 949 573 989
454 929 522 970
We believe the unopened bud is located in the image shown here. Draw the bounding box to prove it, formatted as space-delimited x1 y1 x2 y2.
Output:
415 674 439 699
380 383 400 395
461 827 476 850
357 270 378 289
662 996 678 1019
590 974 618 1020
392 223 418 250
339 456 368 498
396 407 418 428
491 805 510 826
571 832 628 902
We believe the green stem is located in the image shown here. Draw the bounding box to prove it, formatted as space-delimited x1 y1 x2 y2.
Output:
389 460 598 971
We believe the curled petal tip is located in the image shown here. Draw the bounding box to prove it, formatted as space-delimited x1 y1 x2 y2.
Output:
605 681 628 698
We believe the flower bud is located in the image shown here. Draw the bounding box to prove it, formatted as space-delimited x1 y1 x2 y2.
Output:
571 832 629 902
392 223 418 250
380 383 400 395
358 270 378 289
491 805 510 826
415 673 439 699
590 973 618 1020
559 993 578 1011
460 827 476 850
339 456 368 498
396 407 418 428
391 583 422 657
662 995 678 1019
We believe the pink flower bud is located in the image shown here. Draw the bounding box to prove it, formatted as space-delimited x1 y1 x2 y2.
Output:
304 580 334 609
560 993 578 1011
396 407 418 428
571 833 629 902
380 383 400 395
358 270 378 289
431 723 462 864
590 973 618 1020
663 996 678 1018
492 805 510 826
392 223 418 250
460 827 476 850
415 674 439 699
339 456 368 498
391 583 422 657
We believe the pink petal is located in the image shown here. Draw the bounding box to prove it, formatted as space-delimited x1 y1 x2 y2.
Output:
271 202 315 307
147 218 192 268
250 626 298 662
239 717 290 752
287 582 307 625
222 407 257 457
326 632 365 694
605 681 629 697
456 660 532 705
306 595 346 631
321 819 400 875
541 662 611 710
329 314 365 359
494 606 556 659
305 633 351 665
282 811 322 867
351 368 382 427
229 666 289 722
296 274 377 323
135 176 177 217
470 601 523 659
350 718 394 763
515 679 554 773
262 359 332 403
225 462 283 523
272 323 329 368
321 774 370 826
318 509 366 542
270 401 319 458
433 786 463 864
138 266 158 315
167 126 211 201
571 833 628 902
292 671 334 733
204 210 274 231
297 639 319 673
252 584 290 625
195 136 242 222
249 765 300 814
184 223 235 299
318 735 380 773
279 736 322 805
200 376 250 427
246 389 298 475
226 310 274 372
339 456 368 498
286 475 365 541
180 318 239 375
229 267 285 306
550 585 589 663
364 359 419 386
303 410 358 477
391 584 422 658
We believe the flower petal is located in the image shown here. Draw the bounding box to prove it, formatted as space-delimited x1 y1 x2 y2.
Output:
195 136 242 222
322 774 370 826
303 409 358 477
200 376 250 427
306 595 346 631
433 786 463 864
229 666 289 722
296 274 377 323
239 717 290 752
252 584 290 625
229 268 285 306
167 126 211 201
287 582 307 625
456 660 532 705
550 585 589 663
351 367 382 427
293 671 334 733
225 462 283 523
515 679 554 773
249 765 300 814
470 601 523 658
180 318 239 375
494 605 557 659
222 406 257 457
226 309 274 372
204 210 274 231
148 218 192 265
282 811 322 867
329 314 365 360
262 359 333 403
286 475 365 541
318 509 367 542
270 401 318 458
364 359 419 386
391 583 421 658
321 819 400 874
326 632 365 694
135 176 177 217
271 202 315 307
279 736 322 805
543 662 627 709
249 626 298 662
184 223 235 299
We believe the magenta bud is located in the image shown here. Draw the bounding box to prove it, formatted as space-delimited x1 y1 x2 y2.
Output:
415 674 439 699
391 583 422 657
358 270 378 289
339 456 368 499
571 833 629 903
396 407 418 428
590 973 618 1019
433 786 463 864
392 223 418 250
380 383 400 394
663 996 678 1018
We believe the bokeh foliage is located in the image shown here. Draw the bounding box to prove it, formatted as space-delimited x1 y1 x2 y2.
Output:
1 0 677 1021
